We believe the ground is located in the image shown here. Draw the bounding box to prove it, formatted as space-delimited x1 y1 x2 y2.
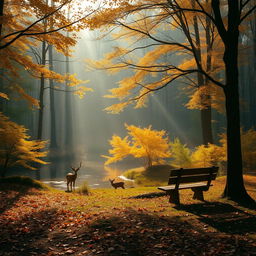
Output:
0 176 256 255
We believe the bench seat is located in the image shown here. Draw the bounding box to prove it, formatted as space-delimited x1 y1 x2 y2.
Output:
158 166 218 205
158 182 211 191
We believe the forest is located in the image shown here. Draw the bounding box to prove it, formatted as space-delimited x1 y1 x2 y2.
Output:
0 0 256 255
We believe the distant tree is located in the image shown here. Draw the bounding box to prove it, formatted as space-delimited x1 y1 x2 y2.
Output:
103 124 171 168
0 113 48 178
191 143 226 167
169 138 192 168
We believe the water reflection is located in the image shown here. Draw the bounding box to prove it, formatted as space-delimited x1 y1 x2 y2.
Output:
42 160 136 190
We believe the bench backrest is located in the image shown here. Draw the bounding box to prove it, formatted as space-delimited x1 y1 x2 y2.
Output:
168 166 219 189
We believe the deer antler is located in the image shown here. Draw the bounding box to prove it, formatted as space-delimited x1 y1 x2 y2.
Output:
71 162 82 172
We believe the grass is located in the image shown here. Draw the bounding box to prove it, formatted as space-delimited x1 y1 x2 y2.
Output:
75 181 90 195
123 165 172 186
0 175 256 255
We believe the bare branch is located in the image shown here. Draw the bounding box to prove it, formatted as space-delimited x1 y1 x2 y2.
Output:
0 3 97 49
115 20 193 53
240 4 256 23
44 86 79 93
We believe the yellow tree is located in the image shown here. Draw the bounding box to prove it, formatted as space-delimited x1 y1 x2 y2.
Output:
103 124 171 168
191 143 226 167
0 0 94 106
0 113 48 177
169 138 192 168
0 0 95 179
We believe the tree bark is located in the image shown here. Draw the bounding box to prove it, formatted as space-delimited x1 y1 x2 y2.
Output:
219 0 254 204
35 40 47 180
0 0 5 112
193 0 214 145
49 44 57 149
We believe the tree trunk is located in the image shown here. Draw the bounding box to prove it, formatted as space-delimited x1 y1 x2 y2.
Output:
0 0 5 112
1 154 9 178
211 0 255 205
249 5 256 128
201 108 213 144
65 53 73 148
35 40 47 180
49 44 57 150
37 42 46 141
222 13 253 203
0 0 4 36
193 0 213 145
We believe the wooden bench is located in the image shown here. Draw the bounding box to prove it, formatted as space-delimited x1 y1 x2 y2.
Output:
158 166 219 205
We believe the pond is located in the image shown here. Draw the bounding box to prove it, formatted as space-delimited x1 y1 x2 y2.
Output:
8 158 137 190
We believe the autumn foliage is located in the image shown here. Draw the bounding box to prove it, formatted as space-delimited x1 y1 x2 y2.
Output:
103 124 171 167
0 0 94 106
0 113 48 177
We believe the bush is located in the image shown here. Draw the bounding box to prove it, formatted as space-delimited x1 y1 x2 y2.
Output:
123 165 172 186
76 181 90 195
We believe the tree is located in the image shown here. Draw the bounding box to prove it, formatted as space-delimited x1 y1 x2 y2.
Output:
86 0 256 204
191 143 226 167
0 113 48 177
169 138 192 168
103 124 171 168
0 0 94 105
86 0 223 145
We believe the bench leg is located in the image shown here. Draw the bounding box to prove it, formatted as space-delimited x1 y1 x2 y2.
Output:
168 190 180 205
192 188 204 201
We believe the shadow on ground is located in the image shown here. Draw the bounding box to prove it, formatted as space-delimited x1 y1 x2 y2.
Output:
69 209 256 256
176 202 256 234
1 206 256 255
0 184 40 214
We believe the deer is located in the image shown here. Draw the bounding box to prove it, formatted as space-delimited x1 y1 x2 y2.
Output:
66 162 82 192
109 179 125 189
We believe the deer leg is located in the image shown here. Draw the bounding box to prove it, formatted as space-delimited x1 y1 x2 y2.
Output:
67 181 69 192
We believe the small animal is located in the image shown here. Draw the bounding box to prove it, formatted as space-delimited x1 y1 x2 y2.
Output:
109 179 125 189
66 162 82 192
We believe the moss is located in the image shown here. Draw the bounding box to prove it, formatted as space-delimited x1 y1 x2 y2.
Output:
123 165 172 186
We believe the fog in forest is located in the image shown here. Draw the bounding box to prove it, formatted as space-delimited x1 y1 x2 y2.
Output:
4 25 255 189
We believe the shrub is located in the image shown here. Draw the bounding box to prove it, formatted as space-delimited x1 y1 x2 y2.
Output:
76 181 90 195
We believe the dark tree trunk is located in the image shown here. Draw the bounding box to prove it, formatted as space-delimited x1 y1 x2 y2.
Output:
65 55 73 149
249 5 256 128
1 154 9 178
201 108 213 144
49 44 57 150
37 42 46 141
215 0 254 204
36 40 47 180
0 0 4 36
49 44 58 179
0 0 5 112
193 0 213 145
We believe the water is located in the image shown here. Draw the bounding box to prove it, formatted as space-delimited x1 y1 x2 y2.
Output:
7 157 137 190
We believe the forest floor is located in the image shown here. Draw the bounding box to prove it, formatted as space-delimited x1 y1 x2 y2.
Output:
0 176 256 256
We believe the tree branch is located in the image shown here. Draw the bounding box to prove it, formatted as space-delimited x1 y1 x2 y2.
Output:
0 3 97 49
240 4 256 24
115 20 193 52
